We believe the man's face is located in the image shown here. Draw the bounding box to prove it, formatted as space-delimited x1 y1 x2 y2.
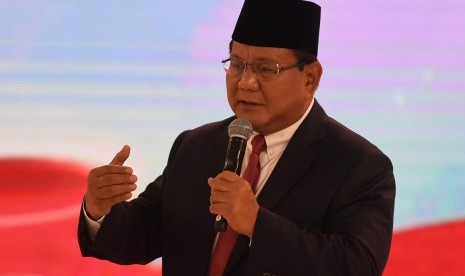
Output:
226 41 321 135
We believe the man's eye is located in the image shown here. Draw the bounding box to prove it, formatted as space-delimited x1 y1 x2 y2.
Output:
255 65 276 73
231 63 245 69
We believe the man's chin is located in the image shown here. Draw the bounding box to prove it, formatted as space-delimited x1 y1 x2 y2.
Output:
235 116 267 134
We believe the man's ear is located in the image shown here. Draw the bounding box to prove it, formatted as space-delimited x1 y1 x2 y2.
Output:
305 61 323 89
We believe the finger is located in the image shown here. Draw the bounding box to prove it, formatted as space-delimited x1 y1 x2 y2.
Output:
103 192 133 208
95 174 137 188
216 171 241 181
208 177 230 192
210 189 229 205
207 177 215 187
109 145 131 166
209 202 228 217
97 183 137 199
90 165 133 178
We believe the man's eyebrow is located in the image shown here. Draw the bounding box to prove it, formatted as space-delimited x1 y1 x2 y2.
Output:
229 54 277 63
254 57 276 62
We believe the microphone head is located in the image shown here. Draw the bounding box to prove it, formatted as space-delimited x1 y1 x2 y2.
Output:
228 118 253 140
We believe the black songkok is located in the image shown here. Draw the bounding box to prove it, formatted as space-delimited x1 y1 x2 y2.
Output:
232 0 321 56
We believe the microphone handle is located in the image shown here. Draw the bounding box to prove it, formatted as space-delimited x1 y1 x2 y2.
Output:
214 137 247 232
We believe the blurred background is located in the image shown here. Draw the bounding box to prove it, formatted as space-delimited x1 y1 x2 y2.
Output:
1 0 464 275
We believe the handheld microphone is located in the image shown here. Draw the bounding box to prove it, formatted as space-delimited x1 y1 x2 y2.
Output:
214 118 253 232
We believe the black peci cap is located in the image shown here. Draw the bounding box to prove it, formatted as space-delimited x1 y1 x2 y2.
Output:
232 0 321 56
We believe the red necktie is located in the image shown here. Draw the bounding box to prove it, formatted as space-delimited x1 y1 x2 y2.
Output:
208 135 266 276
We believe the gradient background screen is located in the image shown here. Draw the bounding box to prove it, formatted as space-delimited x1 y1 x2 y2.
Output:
1 1 464 275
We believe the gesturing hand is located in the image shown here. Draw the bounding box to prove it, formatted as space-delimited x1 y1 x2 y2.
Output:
84 145 137 220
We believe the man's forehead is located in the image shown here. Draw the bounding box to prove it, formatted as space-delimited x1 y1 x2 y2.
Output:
231 41 295 59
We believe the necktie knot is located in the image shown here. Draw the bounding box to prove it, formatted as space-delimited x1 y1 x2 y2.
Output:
251 135 266 155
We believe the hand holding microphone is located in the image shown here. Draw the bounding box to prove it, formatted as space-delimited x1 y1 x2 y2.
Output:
211 118 253 232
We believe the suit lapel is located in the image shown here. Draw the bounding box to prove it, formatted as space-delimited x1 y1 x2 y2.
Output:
225 100 328 274
257 143 316 209
257 99 328 212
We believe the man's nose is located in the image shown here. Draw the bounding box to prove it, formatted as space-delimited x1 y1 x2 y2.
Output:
238 66 259 91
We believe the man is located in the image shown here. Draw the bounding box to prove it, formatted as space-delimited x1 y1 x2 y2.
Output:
78 0 395 275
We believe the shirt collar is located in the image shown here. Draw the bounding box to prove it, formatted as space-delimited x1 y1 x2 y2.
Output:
248 98 314 160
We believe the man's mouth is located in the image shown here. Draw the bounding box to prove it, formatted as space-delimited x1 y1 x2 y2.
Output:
239 100 260 106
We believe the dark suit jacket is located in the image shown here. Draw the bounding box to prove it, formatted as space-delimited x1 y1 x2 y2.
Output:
78 100 395 276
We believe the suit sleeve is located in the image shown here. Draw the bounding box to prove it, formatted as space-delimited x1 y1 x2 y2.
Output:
77 131 188 264
247 151 395 276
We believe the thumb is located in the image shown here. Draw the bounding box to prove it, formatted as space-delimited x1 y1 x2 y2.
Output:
109 145 131 166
